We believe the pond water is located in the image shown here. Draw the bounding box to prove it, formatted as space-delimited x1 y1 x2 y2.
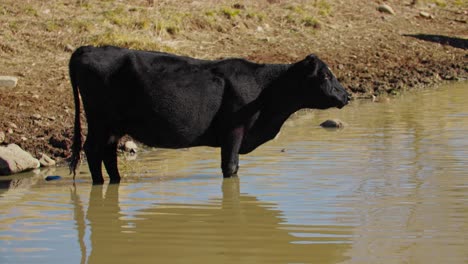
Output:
1 82 467 264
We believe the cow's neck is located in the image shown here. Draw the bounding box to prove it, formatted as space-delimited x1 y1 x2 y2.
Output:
257 63 302 128
240 64 303 153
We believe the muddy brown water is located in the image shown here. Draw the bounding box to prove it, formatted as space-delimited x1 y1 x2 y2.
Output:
1 82 467 263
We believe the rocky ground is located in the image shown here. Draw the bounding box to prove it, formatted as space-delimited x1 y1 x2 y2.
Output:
0 0 467 168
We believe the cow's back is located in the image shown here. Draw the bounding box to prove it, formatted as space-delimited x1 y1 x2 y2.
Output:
71 46 227 148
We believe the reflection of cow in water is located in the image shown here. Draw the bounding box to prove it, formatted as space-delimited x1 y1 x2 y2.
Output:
71 179 351 263
69 46 349 183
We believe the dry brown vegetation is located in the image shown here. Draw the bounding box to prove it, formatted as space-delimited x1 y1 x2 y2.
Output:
0 0 467 162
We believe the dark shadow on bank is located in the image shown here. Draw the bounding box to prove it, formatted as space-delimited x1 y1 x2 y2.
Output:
403 34 468 50
71 178 353 264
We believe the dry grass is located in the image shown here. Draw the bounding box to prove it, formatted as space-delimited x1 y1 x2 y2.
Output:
0 0 335 64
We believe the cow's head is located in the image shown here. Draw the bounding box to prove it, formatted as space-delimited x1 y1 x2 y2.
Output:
292 54 350 109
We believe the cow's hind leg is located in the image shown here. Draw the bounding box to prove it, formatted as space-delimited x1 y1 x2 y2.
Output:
84 133 105 184
103 139 121 184
84 130 121 184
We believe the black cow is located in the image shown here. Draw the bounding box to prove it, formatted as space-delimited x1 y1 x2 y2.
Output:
69 46 349 184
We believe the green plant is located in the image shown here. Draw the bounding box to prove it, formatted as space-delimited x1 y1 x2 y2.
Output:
302 16 320 28
221 7 241 19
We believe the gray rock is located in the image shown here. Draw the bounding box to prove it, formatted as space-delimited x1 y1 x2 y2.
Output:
419 11 433 19
0 144 40 175
64 44 75 52
377 4 395 15
39 153 56 167
0 131 4 144
320 119 345 129
0 76 18 88
31 114 42 120
124 141 138 153
8 122 17 129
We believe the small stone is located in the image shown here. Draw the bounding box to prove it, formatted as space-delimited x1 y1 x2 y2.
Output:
320 119 345 129
39 153 56 167
419 11 433 19
0 131 5 144
47 116 56 121
31 114 42 120
0 76 18 88
64 44 75 52
7 128 13 134
124 141 138 153
377 4 395 15
32 94 40 99
8 122 17 129
21 137 27 141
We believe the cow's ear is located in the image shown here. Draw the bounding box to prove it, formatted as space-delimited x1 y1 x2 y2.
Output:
304 54 319 75
305 54 318 61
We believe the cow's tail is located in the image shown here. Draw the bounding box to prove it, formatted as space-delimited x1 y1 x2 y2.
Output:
69 48 84 178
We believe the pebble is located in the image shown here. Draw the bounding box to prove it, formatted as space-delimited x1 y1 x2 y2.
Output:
320 119 346 129
0 76 18 88
31 114 42 120
377 4 395 15
0 131 5 144
8 122 18 129
419 11 433 19
39 153 56 167
64 44 75 52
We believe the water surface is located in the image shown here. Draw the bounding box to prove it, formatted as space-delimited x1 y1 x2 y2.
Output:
1 82 467 263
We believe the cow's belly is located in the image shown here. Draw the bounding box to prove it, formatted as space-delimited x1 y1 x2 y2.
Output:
124 113 220 149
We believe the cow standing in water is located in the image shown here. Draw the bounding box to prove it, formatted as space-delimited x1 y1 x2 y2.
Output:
69 46 350 184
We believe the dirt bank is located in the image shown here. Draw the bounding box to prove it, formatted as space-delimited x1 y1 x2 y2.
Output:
0 0 466 165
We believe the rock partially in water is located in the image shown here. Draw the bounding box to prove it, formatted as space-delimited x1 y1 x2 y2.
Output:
0 144 40 175
320 119 345 129
377 4 395 15
124 141 138 153
39 153 56 167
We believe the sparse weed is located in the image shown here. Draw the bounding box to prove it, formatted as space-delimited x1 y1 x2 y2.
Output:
302 16 320 28
44 20 60 32
221 7 241 19
23 5 38 17
315 0 332 16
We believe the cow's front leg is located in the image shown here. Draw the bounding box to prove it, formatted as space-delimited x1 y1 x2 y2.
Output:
221 126 244 178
